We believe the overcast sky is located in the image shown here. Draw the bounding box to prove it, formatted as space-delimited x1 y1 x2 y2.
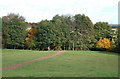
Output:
0 0 119 24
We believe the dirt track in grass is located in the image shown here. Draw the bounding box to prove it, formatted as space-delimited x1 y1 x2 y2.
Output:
0 51 64 70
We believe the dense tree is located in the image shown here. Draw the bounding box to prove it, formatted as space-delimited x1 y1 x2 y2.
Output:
2 13 27 49
34 20 56 50
34 14 96 50
52 15 70 50
115 27 120 52
111 28 118 48
25 28 36 49
0 17 2 49
94 22 112 40
2 13 118 52
73 14 96 50
96 37 113 50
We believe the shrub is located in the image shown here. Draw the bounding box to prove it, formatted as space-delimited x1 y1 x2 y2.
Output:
54 46 62 50
96 37 113 50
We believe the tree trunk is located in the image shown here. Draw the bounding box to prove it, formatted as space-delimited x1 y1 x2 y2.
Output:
69 39 71 50
64 46 65 50
73 41 74 51
14 45 15 49
69 43 70 50
48 46 50 51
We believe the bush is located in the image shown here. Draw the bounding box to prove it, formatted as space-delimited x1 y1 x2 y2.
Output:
96 37 113 51
54 46 62 50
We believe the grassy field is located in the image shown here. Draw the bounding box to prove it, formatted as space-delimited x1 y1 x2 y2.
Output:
2 49 55 67
2 49 118 77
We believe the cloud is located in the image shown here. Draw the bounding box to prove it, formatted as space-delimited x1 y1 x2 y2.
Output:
0 0 119 24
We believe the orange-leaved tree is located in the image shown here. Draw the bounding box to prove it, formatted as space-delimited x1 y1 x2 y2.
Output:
25 28 36 49
96 37 113 50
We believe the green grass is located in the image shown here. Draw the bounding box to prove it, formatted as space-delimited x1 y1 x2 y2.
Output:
2 49 118 77
2 49 55 66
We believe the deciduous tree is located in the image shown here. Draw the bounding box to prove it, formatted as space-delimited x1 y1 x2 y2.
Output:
96 37 113 50
2 13 27 49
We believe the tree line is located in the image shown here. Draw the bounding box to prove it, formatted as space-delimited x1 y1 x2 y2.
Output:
2 13 120 52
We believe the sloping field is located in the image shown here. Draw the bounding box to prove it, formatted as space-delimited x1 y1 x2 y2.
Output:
2 49 118 77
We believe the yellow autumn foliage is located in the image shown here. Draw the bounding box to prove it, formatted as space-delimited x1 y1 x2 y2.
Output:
96 37 113 50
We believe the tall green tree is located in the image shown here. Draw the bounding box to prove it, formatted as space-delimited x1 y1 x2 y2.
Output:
73 14 96 50
35 20 55 50
94 22 112 40
116 27 120 52
2 13 27 49
0 17 2 49
52 14 70 50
